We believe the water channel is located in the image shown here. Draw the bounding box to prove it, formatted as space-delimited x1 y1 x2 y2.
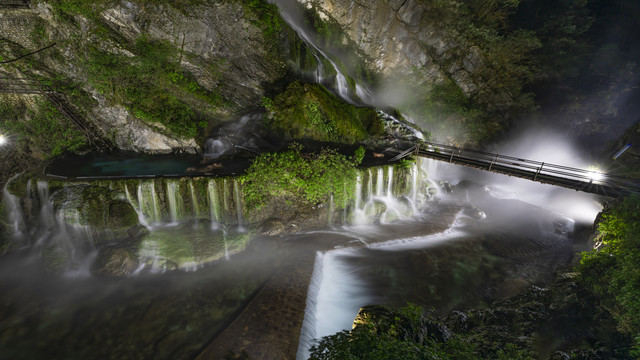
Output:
0 156 602 359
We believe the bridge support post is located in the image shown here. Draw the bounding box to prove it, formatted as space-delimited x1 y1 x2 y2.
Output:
534 162 544 181
489 154 498 171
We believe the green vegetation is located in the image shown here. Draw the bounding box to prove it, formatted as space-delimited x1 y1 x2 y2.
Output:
44 0 206 18
398 0 541 144
240 143 363 210
579 195 640 356
265 81 384 143
240 0 284 44
84 35 219 138
310 304 533 360
0 97 87 159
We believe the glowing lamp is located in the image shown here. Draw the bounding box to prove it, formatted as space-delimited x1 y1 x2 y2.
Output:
588 167 604 182
0 134 6 146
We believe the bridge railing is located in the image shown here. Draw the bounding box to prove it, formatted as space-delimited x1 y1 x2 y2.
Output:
414 141 640 195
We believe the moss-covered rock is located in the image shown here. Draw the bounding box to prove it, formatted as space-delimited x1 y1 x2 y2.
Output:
92 247 139 278
265 81 384 143
138 224 253 271
50 184 143 246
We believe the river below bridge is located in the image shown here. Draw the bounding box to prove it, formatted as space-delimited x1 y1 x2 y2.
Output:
0 161 601 359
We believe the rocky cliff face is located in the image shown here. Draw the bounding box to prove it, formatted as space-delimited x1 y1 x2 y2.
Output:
0 0 291 155
305 0 478 94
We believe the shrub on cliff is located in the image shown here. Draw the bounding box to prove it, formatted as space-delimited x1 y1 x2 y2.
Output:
579 195 640 356
240 143 363 210
264 81 384 143
309 304 532 360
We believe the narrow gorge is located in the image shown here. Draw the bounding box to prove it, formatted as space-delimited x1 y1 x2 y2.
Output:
1 0 639 359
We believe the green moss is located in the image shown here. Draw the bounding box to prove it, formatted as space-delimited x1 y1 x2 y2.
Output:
240 143 363 210
266 81 383 143
84 35 218 138
240 0 284 46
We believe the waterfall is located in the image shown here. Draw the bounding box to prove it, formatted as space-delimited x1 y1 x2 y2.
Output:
411 164 419 205
355 175 362 210
138 181 162 224
273 0 359 104
233 179 244 228
2 175 25 237
208 179 221 227
189 182 200 218
376 168 384 197
296 251 325 360
387 167 394 197
166 180 182 224
327 195 335 226
223 179 230 212
366 169 373 203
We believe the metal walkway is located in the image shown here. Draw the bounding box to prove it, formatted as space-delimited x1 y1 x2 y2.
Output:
0 0 30 8
388 142 640 197
0 76 112 150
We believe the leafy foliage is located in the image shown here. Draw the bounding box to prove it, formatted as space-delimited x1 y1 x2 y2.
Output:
265 81 384 143
0 97 87 159
240 144 362 210
309 304 532 360
579 195 640 356
241 0 284 43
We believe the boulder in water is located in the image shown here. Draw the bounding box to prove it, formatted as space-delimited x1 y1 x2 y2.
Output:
92 247 139 278
260 218 286 236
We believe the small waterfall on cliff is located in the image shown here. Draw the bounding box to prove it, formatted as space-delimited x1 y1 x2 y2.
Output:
273 0 361 103
387 167 394 197
137 181 162 225
208 179 221 228
2 176 25 239
233 180 245 230
189 182 201 218
376 168 384 197
166 181 182 224
327 195 335 226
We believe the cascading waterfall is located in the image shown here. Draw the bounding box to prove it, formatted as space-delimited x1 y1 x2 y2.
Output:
387 167 394 197
296 251 325 360
376 168 384 197
327 195 335 226
366 169 373 202
273 0 360 103
208 179 221 226
2 175 26 237
223 179 230 212
189 182 200 218
233 179 244 228
166 181 181 224
137 181 162 224
354 175 362 210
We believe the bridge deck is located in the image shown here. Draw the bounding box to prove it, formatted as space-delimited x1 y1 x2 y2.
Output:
0 0 30 8
389 142 640 198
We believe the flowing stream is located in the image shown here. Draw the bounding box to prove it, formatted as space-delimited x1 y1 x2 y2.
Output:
0 158 602 359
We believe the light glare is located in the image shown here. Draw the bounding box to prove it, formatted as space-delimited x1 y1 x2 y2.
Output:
0 135 6 146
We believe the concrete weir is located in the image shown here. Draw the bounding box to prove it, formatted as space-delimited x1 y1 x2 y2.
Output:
195 202 462 359
196 250 316 359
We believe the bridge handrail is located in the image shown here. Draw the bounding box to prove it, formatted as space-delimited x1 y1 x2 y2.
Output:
415 141 640 191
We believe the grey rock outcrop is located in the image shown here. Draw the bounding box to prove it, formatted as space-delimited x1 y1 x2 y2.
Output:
303 0 481 94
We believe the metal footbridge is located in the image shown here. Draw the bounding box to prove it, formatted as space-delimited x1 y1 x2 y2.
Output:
388 142 640 197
